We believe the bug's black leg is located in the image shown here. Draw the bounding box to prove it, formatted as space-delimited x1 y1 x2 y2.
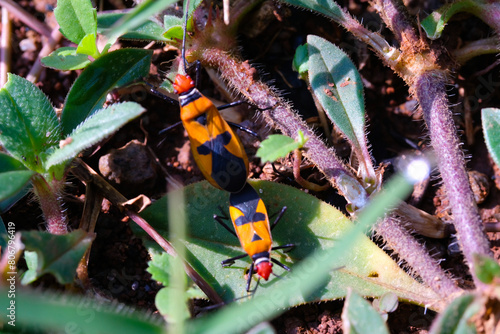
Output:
225 121 260 139
271 163 294 183
143 80 179 105
270 206 287 231
158 121 183 135
271 257 291 272
246 262 255 292
217 100 245 111
221 253 248 267
272 243 295 253
213 211 237 237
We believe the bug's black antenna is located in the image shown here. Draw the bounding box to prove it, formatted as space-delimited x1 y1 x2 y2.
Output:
181 0 190 75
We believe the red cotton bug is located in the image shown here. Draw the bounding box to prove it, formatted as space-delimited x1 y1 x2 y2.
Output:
150 0 250 193
214 182 294 292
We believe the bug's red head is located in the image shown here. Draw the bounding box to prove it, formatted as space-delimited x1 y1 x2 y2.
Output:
173 74 195 94
255 261 273 280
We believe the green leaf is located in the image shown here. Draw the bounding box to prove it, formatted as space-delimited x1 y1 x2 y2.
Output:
61 48 152 136
0 170 34 202
473 254 500 284
0 74 61 172
279 0 348 23
482 108 500 168
256 133 305 163
307 36 369 165
76 33 99 58
137 180 439 304
46 102 146 169
376 292 399 314
20 229 95 284
54 0 97 44
0 183 31 213
292 44 309 80
155 287 191 321
342 290 390 334
20 250 38 285
0 151 29 172
0 287 165 333
41 47 91 70
147 250 174 286
429 294 478 334
163 15 184 41
104 0 178 45
421 0 481 40
97 12 168 42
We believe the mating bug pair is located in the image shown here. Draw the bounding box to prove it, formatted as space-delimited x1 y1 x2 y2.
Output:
147 0 294 292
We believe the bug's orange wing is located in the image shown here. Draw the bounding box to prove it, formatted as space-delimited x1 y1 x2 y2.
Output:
181 93 249 192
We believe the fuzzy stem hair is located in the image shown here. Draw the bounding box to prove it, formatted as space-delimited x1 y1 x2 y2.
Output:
31 174 68 235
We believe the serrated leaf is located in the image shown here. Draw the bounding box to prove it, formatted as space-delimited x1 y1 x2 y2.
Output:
147 250 173 286
20 229 95 284
97 13 168 42
473 254 500 284
256 134 302 163
136 180 439 304
76 33 99 58
46 102 146 169
105 0 178 45
41 47 91 70
54 0 97 44
429 294 478 334
342 290 390 334
0 74 61 172
307 36 366 154
421 0 481 40
61 48 152 136
482 108 500 168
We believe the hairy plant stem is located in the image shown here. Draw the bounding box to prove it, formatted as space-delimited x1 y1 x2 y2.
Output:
31 174 68 235
376 0 492 288
414 71 492 288
376 216 461 298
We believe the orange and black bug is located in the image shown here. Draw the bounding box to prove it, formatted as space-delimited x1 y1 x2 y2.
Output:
148 0 250 193
214 182 294 292
172 72 250 193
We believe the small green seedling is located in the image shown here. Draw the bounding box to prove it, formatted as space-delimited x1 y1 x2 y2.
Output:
256 131 307 163
147 251 206 322
43 0 177 70
0 71 147 235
